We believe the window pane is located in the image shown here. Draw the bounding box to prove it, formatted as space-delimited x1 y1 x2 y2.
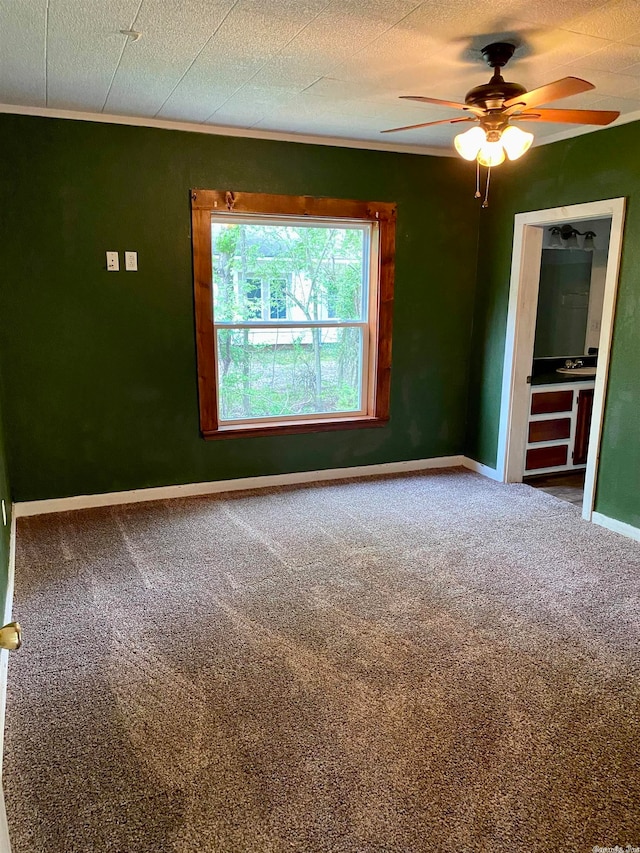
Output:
269 278 287 319
245 278 262 319
211 220 369 323
216 326 364 421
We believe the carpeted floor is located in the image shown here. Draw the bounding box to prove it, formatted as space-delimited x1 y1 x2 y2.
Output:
4 468 640 852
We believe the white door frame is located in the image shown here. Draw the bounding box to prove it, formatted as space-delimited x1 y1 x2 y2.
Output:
496 197 626 520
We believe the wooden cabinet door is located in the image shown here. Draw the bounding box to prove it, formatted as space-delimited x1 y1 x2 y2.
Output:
573 388 595 466
528 417 571 443
526 445 569 471
531 390 573 415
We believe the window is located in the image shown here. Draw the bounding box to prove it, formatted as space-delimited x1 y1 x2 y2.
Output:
326 287 338 320
244 278 262 319
269 278 287 320
191 190 396 438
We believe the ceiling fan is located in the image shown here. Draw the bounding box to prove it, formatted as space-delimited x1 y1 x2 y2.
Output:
382 42 620 204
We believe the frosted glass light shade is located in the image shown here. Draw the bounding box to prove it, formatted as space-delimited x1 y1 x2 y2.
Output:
583 232 596 251
454 126 486 160
477 140 505 167
549 229 563 249
501 125 534 160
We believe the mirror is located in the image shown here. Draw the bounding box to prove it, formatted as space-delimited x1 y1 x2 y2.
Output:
533 219 611 359
534 250 593 358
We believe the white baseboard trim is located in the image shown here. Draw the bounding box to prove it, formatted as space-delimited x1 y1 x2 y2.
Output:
461 458 502 481
592 511 640 544
14 455 474 517
0 513 17 853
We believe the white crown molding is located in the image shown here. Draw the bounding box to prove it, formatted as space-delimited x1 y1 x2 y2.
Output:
1 102 637 157
0 103 452 157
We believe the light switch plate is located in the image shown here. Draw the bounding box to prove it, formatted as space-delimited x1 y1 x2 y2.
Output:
106 251 119 271
125 251 138 271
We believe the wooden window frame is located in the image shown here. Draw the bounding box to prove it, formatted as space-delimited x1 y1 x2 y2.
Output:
191 189 396 440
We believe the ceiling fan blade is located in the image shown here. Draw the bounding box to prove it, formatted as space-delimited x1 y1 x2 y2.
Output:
513 108 620 125
503 77 595 110
399 95 485 115
381 117 475 134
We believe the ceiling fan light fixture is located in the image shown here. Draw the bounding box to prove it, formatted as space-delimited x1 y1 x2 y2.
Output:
477 139 506 167
384 42 620 207
454 126 486 160
501 125 534 160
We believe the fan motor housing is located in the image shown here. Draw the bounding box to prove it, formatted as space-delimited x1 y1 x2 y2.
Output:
465 79 527 110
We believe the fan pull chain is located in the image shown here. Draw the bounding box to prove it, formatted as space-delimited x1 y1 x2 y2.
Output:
482 165 491 208
475 160 481 199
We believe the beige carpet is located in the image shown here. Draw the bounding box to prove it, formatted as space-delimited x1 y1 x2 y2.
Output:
5 469 640 852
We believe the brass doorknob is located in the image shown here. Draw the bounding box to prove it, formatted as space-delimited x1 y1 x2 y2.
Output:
0 622 21 651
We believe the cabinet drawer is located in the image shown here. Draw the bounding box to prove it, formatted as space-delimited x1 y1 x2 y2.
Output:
526 445 568 470
531 390 573 415
528 417 571 443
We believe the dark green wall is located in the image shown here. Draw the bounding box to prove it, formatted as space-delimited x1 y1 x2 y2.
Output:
466 121 640 528
0 114 479 502
1 112 638 531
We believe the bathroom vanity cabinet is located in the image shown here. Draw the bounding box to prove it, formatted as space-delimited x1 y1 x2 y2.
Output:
525 381 595 475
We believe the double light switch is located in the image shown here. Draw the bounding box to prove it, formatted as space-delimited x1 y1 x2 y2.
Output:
106 251 138 271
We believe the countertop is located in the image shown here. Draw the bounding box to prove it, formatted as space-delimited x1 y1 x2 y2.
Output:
531 371 596 386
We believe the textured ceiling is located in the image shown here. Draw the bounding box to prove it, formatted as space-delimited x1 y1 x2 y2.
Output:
2 0 640 153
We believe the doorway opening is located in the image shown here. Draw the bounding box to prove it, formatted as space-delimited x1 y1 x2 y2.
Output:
497 198 626 521
526 471 586 508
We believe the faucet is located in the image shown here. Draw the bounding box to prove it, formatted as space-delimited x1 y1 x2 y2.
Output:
564 359 584 369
